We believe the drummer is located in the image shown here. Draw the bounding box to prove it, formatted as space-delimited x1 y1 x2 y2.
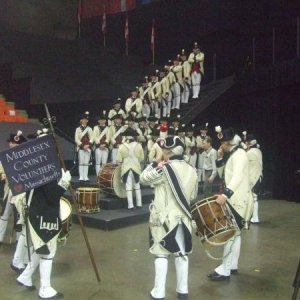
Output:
207 127 253 281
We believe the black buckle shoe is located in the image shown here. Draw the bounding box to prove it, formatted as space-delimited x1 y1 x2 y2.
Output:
177 292 189 298
231 269 238 275
207 271 230 281
11 263 25 274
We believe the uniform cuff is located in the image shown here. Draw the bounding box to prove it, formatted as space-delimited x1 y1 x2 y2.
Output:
223 188 234 199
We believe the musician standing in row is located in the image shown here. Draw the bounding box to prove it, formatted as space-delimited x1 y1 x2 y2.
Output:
208 127 253 281
74 112 93 182
140 136 198 300
180 49 191 104
93 111 110 176
188 42 204 99
109 114 125 164
125 89 143 118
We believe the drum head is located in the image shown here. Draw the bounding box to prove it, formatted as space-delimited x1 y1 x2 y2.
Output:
60 197 72 222
112 165 126 198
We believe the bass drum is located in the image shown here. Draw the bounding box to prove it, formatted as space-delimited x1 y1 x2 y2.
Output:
58 197 72 244
98 163 126 198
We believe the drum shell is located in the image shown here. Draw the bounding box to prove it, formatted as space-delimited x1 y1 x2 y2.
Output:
76 187 100 213
97 163 126 198
191 197 237 246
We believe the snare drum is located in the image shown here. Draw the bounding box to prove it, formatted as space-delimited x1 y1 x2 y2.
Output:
58 197 72 243
191 196 238 246
76 187 100 213
98 163 126 198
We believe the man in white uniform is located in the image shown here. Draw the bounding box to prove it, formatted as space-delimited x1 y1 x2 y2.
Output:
140 136 198 300
117 128 144 210
245 133 263 224
207 127 253 281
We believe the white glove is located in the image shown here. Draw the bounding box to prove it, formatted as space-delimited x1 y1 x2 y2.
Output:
58 169 71 190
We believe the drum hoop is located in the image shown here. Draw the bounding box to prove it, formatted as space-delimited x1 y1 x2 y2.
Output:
60 197 72 222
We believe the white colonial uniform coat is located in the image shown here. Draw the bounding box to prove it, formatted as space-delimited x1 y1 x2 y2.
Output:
140 159 198 255
247 147 263 189
217 148 253 222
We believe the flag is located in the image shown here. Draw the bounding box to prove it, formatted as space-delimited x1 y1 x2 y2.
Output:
102 10 107 33
125 15 129 43
77 0 82 24
108 0 136 14
151 19 155 53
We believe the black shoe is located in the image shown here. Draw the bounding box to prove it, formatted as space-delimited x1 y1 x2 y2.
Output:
136 206 142 209
150 293 164 300
16 279 36 291
177 292 188 298
207 271 230 281
39 292 64 299
231 269 238 275
251 221 260 224
128 207 135 210
11 263 25 274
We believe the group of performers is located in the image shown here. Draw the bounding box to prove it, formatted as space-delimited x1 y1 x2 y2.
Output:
0 40 264 299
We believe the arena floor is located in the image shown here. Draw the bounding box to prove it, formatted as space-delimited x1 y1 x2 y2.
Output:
0 199 299 300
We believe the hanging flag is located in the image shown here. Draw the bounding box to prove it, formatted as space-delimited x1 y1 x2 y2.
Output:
77 0 82 24
151 19 155 53
102 10 107 34
108 0 136 14
125 15 129 43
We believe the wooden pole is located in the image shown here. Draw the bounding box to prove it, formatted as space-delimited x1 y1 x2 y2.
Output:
44 104 101 283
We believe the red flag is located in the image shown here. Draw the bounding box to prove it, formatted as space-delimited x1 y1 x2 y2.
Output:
125 15 129 42
102 10 107 33
151 20 155 53
108 0 136 14
77 0 82 24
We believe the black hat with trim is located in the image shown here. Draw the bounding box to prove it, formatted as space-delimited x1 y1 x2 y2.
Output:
7 130 27 144
110 113 123 121
122 127 138 137
215 126 235 142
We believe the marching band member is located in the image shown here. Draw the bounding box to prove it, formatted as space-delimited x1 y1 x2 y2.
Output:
170 55 183 110
125 89 143 118
180 49 191 104
17 168 71 299
93 111 110 176
184 124 197 168
74 112 94 182
140 136 198 300
244 133 263 224
148 71 161 118
117 128 144 210
158 116 169 139
109 114 125 164
164 62 176 115
108 98 126 125
0 131 27 247
147 129 162 163
158 70 171 117
188 42 204 99
207 126 253 281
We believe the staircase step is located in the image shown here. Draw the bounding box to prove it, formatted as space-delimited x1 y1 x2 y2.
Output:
16 109 28 117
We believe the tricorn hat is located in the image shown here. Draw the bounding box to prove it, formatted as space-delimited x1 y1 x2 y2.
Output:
215 126 235 142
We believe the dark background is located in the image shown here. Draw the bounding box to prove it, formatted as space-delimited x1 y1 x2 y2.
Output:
0 0 299 201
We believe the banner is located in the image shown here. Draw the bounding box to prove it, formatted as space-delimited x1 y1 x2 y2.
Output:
81 0 136 18
0 135 61 195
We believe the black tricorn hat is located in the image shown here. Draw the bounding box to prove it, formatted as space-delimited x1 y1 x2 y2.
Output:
137 115 147 122
97 110 107 121
151 128 160 137
158 136 185 150
7 130 27 144
245 133 256 142
215 126 235 142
